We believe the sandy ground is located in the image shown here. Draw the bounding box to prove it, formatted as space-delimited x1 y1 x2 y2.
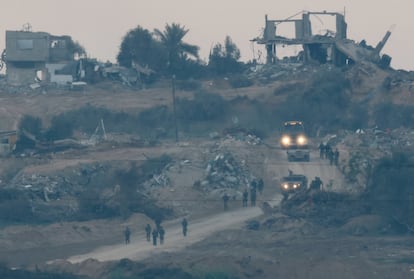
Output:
62 149 344 263
1 81 414 278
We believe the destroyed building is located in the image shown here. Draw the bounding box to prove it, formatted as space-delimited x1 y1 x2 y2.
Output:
4 29 81 85
0 130 17 156
253 10 392 68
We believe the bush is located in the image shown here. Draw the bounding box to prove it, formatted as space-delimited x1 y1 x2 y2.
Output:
77 188 118 220
228 75 253 88
176 79 202 91
274 68 352 135
373 103 414 129
0 189 33 223
17 115 43 149
177 92 228 122
45 115 74 141
365 151 414 231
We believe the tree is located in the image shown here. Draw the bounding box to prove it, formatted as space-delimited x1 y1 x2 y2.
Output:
153 23 199 75
117 26 165 70
66 37 86 59
208 35 243 75
17 115 43 150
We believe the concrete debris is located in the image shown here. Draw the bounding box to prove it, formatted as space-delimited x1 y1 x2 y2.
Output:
197 151 252 192
6 164 107 203
320 127 414 191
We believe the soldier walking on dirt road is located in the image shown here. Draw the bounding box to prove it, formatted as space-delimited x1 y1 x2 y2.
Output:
158 226 165 245
152 228 158 246
257 178 264 194
250 187 257 207
124 226 131 245
145 224 151 242
319 142 325 158
182 218 188 237
242 189 248 207
334 148 340 166
223 193 230 210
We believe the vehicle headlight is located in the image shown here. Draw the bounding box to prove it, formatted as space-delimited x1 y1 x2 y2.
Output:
281 136 291 146
293 184 297 189
282 183 289 190
297 135 307 145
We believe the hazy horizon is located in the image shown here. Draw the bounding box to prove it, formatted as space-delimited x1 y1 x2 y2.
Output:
2 0 413 70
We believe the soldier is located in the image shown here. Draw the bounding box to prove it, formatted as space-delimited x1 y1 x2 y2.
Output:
325 143 332 160
242 189 248 207
257 178 264 194
124 226 131 245
250 187 257 207
327 148 334 165
145 223 152 242
250 178 258 191
222 193 229 210
182 218 188 237
319 142 325 158
152 228 158 246
310 176 323 191
334 148 340 166
158 226 165 245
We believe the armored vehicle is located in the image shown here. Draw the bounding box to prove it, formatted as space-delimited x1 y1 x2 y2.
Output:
280 173 308 199
280 121 310 161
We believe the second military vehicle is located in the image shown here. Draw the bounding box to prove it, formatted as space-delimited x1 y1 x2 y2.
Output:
280 173 308 199
280 121 310 161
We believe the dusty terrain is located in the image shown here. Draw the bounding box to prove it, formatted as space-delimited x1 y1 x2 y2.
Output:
0 75 414 278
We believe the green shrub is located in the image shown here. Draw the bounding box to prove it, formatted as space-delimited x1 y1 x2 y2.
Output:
0 189 32 223
177 92 228 122
17 115 43 149
373 103 414 129
177 79 202 91
45 115 74 141
365 151 414 231
228 75 253 88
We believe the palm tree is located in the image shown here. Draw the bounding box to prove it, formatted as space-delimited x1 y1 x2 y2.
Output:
154 23 199 73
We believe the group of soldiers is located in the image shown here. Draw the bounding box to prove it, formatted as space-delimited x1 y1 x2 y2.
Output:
123 217 189 246
319 142 340 166
222 177 264 210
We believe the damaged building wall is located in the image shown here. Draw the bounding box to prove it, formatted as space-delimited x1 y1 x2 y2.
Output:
254 10 391 68
256 11 349 66
45 63 73 84
5 30 74 85
6 31 50 61
6 62 46 85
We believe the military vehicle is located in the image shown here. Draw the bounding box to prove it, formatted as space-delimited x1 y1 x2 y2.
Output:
279 173 308 199
280 121 310 161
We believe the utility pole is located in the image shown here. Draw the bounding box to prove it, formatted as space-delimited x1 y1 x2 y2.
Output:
171 75 178 142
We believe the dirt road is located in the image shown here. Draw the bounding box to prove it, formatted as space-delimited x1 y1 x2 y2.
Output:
66 205 267 263
64 148 346 264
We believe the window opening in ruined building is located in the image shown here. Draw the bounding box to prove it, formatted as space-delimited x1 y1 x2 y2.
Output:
50 40 66 48
17 39 34 50
35 70 44 81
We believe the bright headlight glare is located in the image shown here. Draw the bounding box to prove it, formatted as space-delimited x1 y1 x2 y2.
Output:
282 184 289 189
297 135 307 145
281 136 291 146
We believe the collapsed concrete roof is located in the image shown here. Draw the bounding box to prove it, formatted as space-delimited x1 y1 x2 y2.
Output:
252 10 392 68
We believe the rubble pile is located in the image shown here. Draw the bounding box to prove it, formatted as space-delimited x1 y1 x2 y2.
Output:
333 127 414 155
247 63 311 84
142 171 171 189
323 127 414 189
197 152 251 193
6 164 108 202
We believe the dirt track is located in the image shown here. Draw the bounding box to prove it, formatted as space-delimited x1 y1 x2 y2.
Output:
62 149 346 264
